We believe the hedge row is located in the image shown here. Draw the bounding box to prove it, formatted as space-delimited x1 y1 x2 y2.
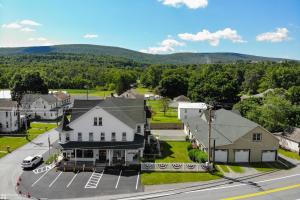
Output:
188 148 208 163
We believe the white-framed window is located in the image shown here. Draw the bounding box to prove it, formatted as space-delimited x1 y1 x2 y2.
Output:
78 132 82 141
100 132 105 141
6 122 9 128
89 132 93 141
137 125 141 133
5 112 8 117
122 132 126 141
111 132 116 141
66 133 70 142
98 117 102 126
253 133 262 142
94 117 97 126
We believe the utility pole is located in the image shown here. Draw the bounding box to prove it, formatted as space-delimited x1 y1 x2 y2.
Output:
208 106 212 164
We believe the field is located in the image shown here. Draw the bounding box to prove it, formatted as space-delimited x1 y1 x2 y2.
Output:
0 123 57 158
148 100 181 123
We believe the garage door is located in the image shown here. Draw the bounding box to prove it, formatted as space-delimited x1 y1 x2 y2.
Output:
235 150 250 163
262 150 276 162
214 150 228 163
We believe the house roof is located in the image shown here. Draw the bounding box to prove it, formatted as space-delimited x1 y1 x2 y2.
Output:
120 89 144 99
21 94 57 104
0 99 17 110
57 114 73 132
274 128 300 143
241 89 274 100
178 102 207 109
173 95 191 102
70 98 146 129
185 109 259 147
53 92 70 101
59 134 144 149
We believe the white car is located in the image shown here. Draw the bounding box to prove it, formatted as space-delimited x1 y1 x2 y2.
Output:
21 155 43 169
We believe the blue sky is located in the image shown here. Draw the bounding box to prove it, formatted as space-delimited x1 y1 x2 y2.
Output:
0 0 299 59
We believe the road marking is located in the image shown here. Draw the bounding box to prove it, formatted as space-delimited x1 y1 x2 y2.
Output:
118 173 300 200
85 170 104 189
115 170 122 189
49 171 63 188
136 171 140 190
66 172 79 188
31 168 52 187
222 183 300 200
33 163 56 174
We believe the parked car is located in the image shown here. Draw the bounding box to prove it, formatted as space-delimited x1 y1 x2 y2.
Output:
21 155 43 169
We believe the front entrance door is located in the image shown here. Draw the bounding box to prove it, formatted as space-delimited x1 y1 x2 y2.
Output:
99 150 107 163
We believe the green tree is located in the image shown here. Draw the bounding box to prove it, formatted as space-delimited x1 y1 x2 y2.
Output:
157 74 188 99
288 86 300 105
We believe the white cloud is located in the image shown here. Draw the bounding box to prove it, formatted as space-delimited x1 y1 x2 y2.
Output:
28 37 48 42
21 27 36 32
83 34 98 39
2 22 22 29
256 28 289 42
159 0 208 9
20 20 41 26
178 28 246 46
140 38 185 54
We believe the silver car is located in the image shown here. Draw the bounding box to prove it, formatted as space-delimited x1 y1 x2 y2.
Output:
21 155 43 169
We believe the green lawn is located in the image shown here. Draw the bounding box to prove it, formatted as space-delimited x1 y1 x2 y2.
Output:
279 148 300 160
0 123 57 159
227 165 245 173
141 141 223 185
51 89 113 97
148 100 181 123
156 141 193 163
141 171 222 185
216 164 230 173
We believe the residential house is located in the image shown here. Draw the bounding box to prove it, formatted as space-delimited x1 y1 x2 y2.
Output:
21 94 70 120
169 95 191 108
0 99 19 133
274 128 300 154
120 89 144 99
0 90 11 99
184 109 279 163
178 102 207 120
58 98 148 166
53 92 72 109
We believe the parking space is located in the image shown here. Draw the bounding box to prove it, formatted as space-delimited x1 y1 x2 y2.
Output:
18 167 143 199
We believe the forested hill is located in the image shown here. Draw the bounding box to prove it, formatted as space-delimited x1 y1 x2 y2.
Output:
0 44 290 64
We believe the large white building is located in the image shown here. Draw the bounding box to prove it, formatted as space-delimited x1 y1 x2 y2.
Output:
178 102 207 120
58 98 148 166
0 99 19 133
21 93 71 120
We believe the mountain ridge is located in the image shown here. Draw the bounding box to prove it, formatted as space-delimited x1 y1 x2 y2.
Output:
0 44 293 64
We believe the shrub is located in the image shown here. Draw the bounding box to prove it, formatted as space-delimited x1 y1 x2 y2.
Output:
188 149 208 163
187 143 193 151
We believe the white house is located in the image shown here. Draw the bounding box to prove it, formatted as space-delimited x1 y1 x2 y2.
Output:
58 98 148 166
178 102 207 120
21 93 71 120
0 99 19 133
274 128 300 154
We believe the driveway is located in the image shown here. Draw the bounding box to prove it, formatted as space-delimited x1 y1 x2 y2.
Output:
151 130 186 141
18 168 142 199
0 128 59 199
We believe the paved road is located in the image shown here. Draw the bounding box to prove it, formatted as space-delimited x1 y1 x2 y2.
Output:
0 128 59 199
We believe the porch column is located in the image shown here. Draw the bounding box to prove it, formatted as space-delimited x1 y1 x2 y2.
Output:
124 150 127 166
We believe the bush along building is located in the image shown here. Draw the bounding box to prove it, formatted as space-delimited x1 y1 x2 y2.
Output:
57 98 150 170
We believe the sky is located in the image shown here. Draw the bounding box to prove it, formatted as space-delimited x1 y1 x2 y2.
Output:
0 0 300 59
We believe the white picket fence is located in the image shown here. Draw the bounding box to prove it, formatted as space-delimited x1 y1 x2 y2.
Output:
141 162 206 172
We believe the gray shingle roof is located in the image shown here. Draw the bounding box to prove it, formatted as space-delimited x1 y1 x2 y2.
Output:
21 94 57 104
186 109 259 147
70 98 146 129
0 99 17 110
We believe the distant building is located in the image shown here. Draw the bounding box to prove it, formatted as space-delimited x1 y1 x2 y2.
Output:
240 89 274 101
169 95 191 108
0 99 19 133
274 128 300 154
0 90 11 99
120 89 144 99
178 102 207 120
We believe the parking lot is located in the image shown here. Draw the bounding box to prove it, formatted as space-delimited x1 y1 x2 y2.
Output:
18 167 143 199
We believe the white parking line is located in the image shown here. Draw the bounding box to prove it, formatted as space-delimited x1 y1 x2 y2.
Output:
31 168 52 187
136 171 140 190
85 170 104 189
49 171 63 188
66 172 79 188
115 170 122 189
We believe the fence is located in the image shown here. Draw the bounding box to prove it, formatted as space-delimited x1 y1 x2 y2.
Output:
150 123 183 130
141 162 206 172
